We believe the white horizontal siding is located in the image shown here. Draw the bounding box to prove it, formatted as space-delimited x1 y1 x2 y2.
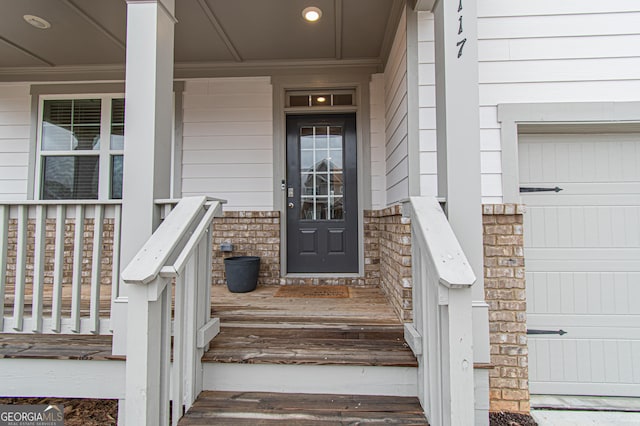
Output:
418 2 640 203
0 83 30 200
384 8 409 205
479 3 640 202
181 77 273 210
370 74 386 209
417 12 437 197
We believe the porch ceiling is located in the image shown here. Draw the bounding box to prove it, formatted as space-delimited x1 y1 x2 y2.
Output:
0 0 404 80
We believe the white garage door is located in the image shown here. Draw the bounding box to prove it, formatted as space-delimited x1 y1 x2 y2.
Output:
520 132 640 397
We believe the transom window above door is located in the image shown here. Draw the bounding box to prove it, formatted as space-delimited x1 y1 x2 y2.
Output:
286 90 355 108
37 96 124 200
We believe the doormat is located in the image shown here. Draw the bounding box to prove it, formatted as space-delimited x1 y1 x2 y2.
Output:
274 285 350 298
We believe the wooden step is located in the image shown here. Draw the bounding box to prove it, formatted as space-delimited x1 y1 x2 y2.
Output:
203 325 417 367
178 391 429 425
208 285 417 367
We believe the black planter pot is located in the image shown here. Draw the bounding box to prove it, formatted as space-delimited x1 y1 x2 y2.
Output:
223 256 260 293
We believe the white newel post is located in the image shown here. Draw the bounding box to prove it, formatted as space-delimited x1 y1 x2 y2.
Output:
428 0 489 423
117 0 176 424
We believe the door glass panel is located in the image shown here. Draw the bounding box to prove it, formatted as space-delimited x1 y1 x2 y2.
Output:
330 197 343 219
330 172 343 195
299 125 344 220
300 151 314 172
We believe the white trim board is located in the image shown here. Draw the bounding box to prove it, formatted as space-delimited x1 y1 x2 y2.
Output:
0 359 125 399
497 101 640 204
203 363 418 397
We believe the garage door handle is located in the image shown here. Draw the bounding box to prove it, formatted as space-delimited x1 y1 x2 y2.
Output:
527 329 567 335
520 186 563 193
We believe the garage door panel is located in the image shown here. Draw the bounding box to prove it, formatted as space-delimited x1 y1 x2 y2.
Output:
526 248 640 260
519 134 640 184
527 315 640 339
521 132 640 397
525 207 640 247
522 183 640 196
527 272 640 315
529 338 640 396
527 259 640 272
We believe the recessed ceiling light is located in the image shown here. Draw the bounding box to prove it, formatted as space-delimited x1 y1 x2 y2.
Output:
23 14 51 30
316 96 327 103
302 7 322 22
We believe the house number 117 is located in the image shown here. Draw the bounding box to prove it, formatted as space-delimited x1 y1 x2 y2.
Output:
456 0 466 58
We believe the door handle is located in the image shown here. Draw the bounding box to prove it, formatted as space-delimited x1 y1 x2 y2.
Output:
288 202 294 209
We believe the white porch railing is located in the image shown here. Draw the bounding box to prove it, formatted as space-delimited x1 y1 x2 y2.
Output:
0 200 122 334
403 197 476 425
121 196 223 426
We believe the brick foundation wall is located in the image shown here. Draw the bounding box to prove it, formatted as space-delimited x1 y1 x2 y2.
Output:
365 206 412 322
483 204 529 414
210 208 411 302
211 211 281 286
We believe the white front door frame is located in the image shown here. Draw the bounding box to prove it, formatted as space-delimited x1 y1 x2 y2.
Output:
272 74 372 277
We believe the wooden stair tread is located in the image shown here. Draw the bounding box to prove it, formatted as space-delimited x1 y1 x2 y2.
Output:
178 391 428 425
203 325 417 367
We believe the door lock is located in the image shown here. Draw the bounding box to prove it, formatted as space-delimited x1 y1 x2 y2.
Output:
288 187 294 198
288 202 295 209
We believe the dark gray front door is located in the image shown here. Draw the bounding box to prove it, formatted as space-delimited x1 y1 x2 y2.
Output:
286 114 358 273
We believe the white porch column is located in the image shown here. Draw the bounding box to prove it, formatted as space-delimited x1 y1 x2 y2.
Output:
429 0 490 423
112 0 176 355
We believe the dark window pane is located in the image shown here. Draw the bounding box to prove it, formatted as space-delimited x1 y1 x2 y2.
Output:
42 99 101 150
314 126 328 136
315 198 328 219
330 197 344 219
332 94 353 106
315 173 329 195
43 100 72 126
42 156 99 200
72 126 101 150
289 95 309 107
111 155 123 199
111 99 125 124
301 173 314 195
300 198 314 220
111 99 125 150
73 99 102 125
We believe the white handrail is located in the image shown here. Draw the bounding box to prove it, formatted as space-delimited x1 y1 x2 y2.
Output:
122 196 224 426
404 196 476 426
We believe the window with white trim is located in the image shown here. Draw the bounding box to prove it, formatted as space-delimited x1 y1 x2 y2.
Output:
37 95 124 200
